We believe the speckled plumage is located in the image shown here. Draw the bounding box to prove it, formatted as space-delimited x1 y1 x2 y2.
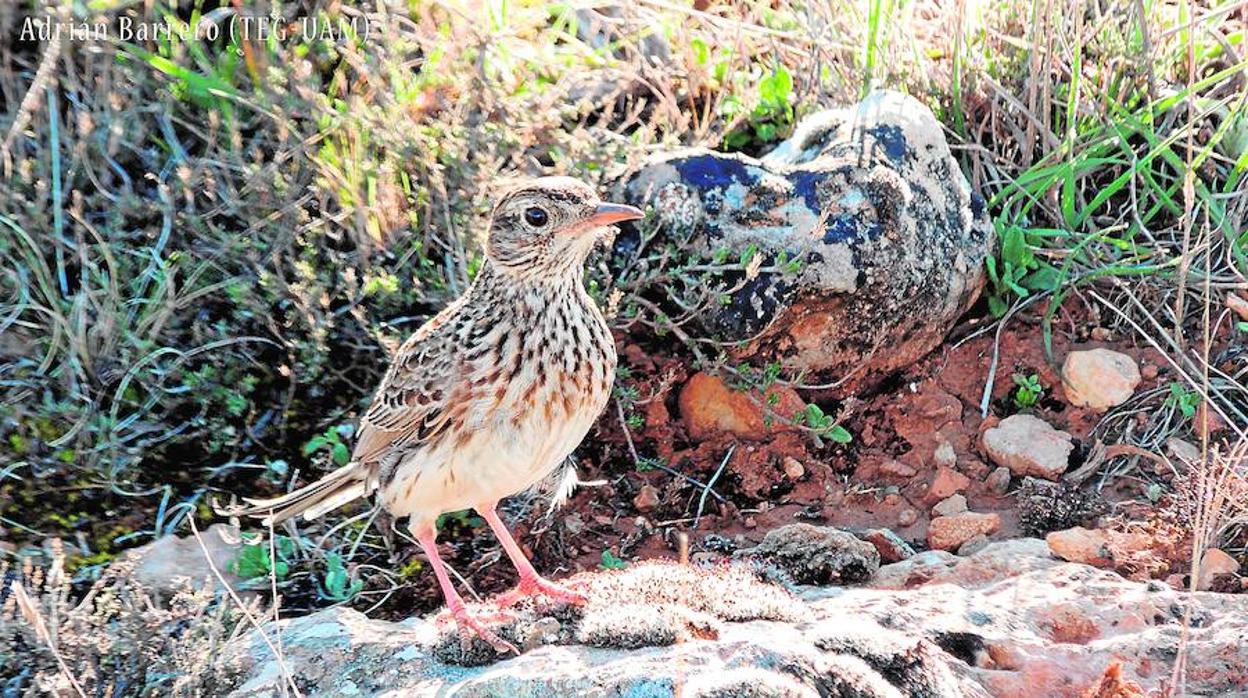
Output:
232 177 642 653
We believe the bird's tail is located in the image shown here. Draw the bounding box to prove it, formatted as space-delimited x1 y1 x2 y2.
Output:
219 462 373 526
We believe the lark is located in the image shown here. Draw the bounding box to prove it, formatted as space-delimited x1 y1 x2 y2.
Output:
230 177 642 652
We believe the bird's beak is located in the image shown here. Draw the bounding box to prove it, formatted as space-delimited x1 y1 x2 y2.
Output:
584 202 644 227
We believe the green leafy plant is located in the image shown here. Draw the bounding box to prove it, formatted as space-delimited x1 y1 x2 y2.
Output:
722 64 795 150
229 536 296 582
1164 382 1200 419
1011 373 1044 410
600 549 628 570
984 224 1063 317
796 404 852 445
318 552 363 603
302 423 356 467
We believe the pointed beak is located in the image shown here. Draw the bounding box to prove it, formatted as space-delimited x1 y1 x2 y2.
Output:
584 202 644 227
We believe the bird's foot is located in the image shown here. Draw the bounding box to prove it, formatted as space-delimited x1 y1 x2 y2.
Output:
496 575 587 608
444 605 519 655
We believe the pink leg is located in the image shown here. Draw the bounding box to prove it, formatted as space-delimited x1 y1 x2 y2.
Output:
413 524 518 654
479 504 587 607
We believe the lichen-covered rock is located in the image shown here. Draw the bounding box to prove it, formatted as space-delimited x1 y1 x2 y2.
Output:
735 523 881 585
615 90 993 393
218 545 1248 697
219 561 979 697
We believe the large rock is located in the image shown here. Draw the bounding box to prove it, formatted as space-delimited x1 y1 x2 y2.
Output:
981 414 1073 480
218 544 1248 697
1062 348 1141 409
219 561 977 697
615 90 993 393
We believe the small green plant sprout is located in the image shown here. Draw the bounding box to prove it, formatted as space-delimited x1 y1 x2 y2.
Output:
229 535 296 583
635 456 664 473
1164 382 1201 420
796 404 852 445
722 64 796 150
1011 373 1044 410
302 423 356 466
984 224 1063 317
318 552 363 603
600 549 628 570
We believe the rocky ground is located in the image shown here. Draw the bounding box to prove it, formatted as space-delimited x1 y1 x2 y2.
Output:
213 534 1248 697
119 92 1244 697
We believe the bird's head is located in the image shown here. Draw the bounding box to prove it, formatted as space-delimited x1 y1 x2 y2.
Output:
485 176 643 279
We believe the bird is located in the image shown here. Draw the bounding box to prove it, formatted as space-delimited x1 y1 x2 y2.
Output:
227 177 643 653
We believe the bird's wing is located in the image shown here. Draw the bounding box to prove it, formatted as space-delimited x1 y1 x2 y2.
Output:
352 300 474 470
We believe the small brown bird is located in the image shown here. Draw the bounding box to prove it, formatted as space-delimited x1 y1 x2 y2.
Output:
231 177 642 652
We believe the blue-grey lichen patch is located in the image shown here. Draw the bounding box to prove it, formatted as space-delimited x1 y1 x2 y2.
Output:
614 90 994 393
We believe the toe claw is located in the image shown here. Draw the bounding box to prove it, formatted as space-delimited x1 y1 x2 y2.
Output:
448 606 519 655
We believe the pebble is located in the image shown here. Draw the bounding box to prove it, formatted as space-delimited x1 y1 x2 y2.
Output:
926 466 971 503
931 494 968 518
1198 548 1241 591
898 509 919 527
957 534 990 556
1062 348 1141 409
783 457 805 480
927 512 1000 551
632 484 660 512
985 467 1011 496
982 414 1073 480
879 459 918 479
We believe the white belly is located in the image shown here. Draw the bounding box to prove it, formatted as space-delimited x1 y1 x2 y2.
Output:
381 391 605 523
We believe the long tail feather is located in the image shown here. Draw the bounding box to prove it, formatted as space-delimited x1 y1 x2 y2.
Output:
219 463 372 526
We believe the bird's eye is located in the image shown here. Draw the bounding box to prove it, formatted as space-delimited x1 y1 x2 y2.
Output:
523 207 548 227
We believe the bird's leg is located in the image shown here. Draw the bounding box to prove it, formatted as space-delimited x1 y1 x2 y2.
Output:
479 504 587 608
412 524 518 654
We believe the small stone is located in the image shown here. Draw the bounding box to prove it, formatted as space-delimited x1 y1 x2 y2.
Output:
897 509 919 527
1089 327 1113 341
1166 438 1201 464
782 457 805 480
926 466 971 503
985 467 1011 496
633 484 660 512
1197 548 1241 591
927 512 1000 551
1062 348 1141 409
879 459 918 479
933 441 957 469
1141 363 1159 381
1227 293 1248 321
678 373 806 441
957 534 990 556
982 414 1073 480
743 516 757 529
861 528 916 563
1046 527 1111 566
931 494 968 518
